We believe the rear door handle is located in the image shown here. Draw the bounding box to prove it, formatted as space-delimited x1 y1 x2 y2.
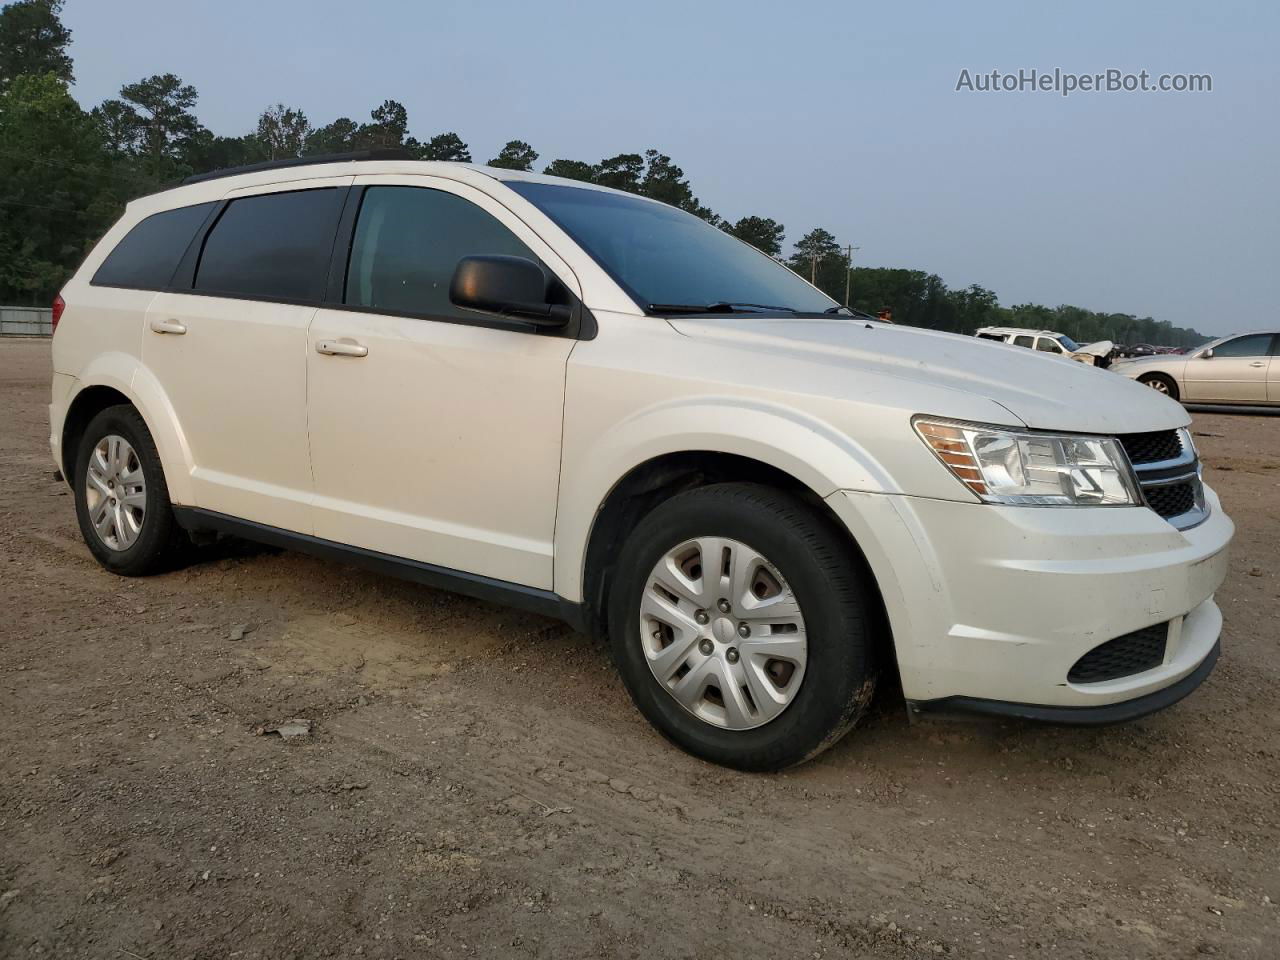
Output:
316 338 368 358
149 318 187 335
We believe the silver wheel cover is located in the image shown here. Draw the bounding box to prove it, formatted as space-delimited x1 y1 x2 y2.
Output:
640 537 808 730
84 434 146 551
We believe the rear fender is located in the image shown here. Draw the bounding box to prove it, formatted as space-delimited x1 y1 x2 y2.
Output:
67 353 196 506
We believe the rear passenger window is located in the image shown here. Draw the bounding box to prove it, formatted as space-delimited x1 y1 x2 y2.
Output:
195 189 344 302
1012 335 1034 348
92 202 215 290
345 186 537 320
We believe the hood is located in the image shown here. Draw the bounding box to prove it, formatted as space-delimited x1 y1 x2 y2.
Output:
1073 339 1114 359
668 317 1189 434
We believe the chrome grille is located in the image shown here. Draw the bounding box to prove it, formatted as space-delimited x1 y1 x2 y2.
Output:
1119 429 1183 465
1144 482 1197 519
1117 428 1208 530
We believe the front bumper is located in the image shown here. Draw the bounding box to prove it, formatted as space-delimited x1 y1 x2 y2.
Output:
825 486 1233 713
912 639 1220 724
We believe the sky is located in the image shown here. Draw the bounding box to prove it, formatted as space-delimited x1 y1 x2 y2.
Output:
61 0 1279 336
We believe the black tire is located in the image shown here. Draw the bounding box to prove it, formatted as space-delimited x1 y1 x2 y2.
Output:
74 404 186 576
607 483 879 771
1138 372 1180 401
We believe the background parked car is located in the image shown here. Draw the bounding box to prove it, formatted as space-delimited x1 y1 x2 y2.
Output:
1112 331 1280 404
1124 343 1161 357
974 326 1114 367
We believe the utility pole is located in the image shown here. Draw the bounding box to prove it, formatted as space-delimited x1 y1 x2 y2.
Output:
843 244 860 308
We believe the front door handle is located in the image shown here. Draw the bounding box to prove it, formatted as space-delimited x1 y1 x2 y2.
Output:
1249 361 1266 367
316 338 368 358
149 318 187 335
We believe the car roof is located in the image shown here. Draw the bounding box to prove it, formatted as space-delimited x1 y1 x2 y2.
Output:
129 158 644 220
976 327 1066 338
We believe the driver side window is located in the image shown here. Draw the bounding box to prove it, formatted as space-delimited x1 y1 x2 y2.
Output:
345 186 538 321
1036 337 1062 353
1209 334 1274 358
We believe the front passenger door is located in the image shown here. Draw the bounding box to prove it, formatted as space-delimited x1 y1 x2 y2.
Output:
306 178 580 589
1183 334 1274 402
1035 336 1064 356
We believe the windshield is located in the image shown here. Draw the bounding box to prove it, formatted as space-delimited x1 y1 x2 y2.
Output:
1056 334 1081 352
507 182 837 314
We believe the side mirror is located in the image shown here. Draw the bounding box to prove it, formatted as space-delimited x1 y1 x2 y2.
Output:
1201 348 1214 359
450 255 571 328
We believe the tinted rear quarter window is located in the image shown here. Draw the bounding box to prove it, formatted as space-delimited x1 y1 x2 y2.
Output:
195 188 345 302
92 202 216 290
344 186 537 319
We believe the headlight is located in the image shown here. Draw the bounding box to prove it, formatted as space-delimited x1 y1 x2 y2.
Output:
914 418 1141 506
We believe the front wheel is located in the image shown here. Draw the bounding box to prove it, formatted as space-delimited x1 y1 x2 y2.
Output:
1139 373 1180 400
608 483 879 771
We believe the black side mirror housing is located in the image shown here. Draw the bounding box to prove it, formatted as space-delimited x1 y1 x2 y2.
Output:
449 255 571 328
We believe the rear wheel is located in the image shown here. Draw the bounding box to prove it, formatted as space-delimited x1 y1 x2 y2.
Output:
1138 372 1180 400
74 405 186 576
608 483 879 771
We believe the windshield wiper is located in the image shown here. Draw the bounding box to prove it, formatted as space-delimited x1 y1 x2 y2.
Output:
824 305 877 319
648 301 799 314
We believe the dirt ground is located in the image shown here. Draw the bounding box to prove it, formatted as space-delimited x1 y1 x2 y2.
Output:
1 338 1277 960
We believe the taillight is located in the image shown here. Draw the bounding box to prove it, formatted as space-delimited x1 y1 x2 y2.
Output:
51 294 65 334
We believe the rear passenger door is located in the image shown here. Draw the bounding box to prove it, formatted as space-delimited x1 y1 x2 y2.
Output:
1269 336 1280 404
306 176 580 589
143 179 351 531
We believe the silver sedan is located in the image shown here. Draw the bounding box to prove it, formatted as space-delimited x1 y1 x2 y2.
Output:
1112 331 1279 405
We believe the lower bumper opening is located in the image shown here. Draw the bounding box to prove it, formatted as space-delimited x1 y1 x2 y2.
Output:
1067 622 1169 684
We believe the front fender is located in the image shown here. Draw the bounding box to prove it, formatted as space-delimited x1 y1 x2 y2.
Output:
67 352 196 506
553 394 900 603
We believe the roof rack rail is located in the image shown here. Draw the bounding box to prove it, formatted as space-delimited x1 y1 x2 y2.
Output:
181 148 414 186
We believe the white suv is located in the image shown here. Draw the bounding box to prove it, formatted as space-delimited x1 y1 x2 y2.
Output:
975 326 1114 366
49 154 1233 770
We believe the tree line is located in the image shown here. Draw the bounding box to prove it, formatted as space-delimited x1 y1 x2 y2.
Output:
0 0 1208 348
